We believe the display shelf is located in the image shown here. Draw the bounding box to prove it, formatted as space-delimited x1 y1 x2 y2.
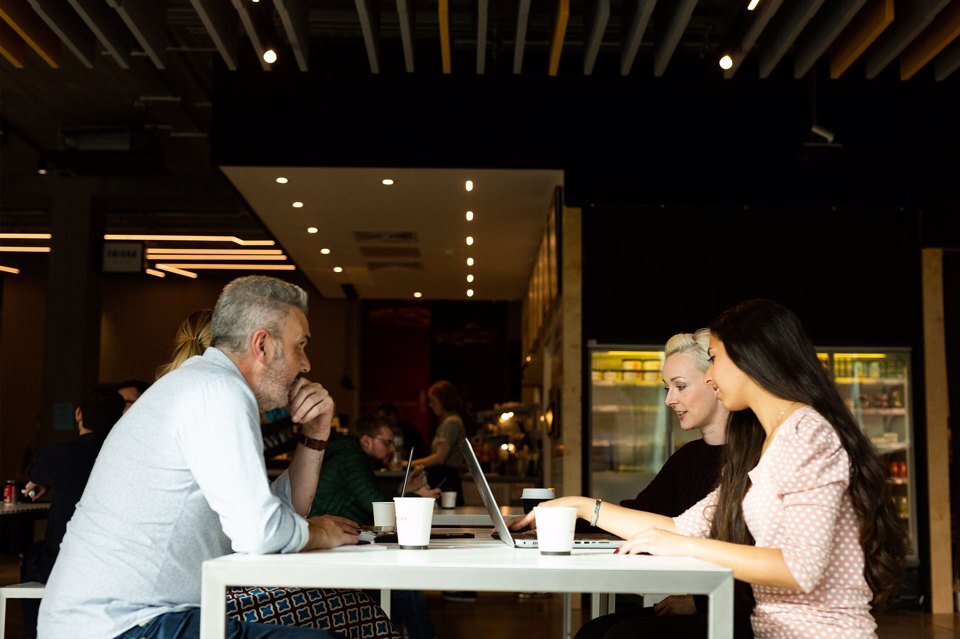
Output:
854 408 907 416
592 379 664 387
886 478 909 485
835 377 908 385
874 442 910 454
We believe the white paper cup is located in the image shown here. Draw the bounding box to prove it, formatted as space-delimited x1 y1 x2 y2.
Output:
394 497 435 549
440 491 457 508
521 487 556 514
372 501 396 530
534 506 577 555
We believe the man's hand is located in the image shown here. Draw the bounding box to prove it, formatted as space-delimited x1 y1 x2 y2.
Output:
22 481 47 501
303 514 361 550
653 595 697 616
288 378 334 440
415 486 441 499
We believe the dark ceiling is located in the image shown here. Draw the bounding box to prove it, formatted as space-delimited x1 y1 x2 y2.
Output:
1 0 959 231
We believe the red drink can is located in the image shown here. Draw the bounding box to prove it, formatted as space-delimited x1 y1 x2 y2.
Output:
3 480 17 504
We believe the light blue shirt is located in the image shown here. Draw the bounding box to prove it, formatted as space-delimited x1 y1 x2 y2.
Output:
38 347 308 639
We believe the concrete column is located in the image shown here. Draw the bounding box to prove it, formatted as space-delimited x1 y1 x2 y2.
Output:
40 177 103 443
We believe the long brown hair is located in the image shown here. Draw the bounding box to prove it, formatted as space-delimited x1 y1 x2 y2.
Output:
708 299 905 609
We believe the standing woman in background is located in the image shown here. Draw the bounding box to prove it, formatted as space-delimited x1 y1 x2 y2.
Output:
412 380 467 506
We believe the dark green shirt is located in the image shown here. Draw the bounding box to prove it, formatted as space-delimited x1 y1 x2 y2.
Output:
308 433 390 525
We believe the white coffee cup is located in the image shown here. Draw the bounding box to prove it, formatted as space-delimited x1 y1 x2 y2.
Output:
372 501 396 530
533 506 577 555
393 497 435 549
440 491 457 509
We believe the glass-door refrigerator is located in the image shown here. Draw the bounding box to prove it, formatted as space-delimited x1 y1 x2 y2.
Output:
586 342 698 505
819 348 917 563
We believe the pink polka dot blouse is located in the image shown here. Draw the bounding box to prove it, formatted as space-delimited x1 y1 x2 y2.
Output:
674 405 876 638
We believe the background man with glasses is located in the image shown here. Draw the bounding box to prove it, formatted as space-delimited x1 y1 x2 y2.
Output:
308 414 439 524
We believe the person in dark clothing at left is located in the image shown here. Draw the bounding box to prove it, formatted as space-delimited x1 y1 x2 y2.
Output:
19 385 125 638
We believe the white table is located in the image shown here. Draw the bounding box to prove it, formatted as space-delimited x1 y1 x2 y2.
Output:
200 536 733 639
432 505 523 526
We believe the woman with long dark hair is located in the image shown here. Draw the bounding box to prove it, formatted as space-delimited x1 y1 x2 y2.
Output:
516 300 905 638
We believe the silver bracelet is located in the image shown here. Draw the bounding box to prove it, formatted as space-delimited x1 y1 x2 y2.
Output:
589 498 602 527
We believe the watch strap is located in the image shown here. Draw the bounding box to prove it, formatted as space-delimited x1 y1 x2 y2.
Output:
298 434 328 451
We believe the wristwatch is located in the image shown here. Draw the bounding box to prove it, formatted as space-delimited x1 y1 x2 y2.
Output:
298 434 328 451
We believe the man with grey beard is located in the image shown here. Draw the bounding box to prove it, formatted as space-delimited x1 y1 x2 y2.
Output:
39 276 357 639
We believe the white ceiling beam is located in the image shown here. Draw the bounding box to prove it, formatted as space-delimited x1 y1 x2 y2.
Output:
66 0 131 69
792 0 867 79
724 0 783 78
230 0 270 71
653 0 697 77
864 0 952 78
758 0 826 78
355 0 380 74
513 0 531 74
620 0 656 76
27 0 95 68
476 0 488 74
275 0 308 72
188 0 238 71
583 0 609 75
106 0 167 70
934 38 960 80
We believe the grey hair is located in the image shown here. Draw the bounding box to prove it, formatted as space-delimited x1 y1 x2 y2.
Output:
663 328 712 373
211 276 308 354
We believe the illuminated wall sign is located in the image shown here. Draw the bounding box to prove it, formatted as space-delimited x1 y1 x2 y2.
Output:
103 241 144 272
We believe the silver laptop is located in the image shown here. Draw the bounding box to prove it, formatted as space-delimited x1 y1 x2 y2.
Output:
460 438 622 549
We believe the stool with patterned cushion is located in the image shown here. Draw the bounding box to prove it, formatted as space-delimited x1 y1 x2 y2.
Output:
226 586 402 639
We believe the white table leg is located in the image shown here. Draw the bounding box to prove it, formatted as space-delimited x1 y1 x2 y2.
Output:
380 589 391 618
200 565 226 638
707 576 734 639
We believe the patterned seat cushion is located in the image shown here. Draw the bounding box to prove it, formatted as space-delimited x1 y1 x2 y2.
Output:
226 586 402 639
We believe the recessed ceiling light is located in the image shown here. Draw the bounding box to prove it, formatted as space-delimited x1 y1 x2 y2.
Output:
747 0 760 10
37 168 48 176
333 266 343 273
466 257 474 266
320 248 331 255
275 177 288 184
465 180 474 192
719 54 733 70
263 48 277 64
292 201 303 208
525 355 532 363
465 211 473 221
382 178 394 186
465 236 474 246
413 291 422 298
466 289 474 297
307 227 318 234
466 274 474 283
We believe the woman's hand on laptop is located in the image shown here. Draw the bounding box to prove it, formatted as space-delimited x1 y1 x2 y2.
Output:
507 496 589 530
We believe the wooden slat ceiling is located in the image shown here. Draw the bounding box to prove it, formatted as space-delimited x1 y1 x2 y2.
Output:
2 0 959 176
2 0 959 81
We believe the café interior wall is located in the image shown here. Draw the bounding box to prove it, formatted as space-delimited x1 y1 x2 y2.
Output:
0 254 49 481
